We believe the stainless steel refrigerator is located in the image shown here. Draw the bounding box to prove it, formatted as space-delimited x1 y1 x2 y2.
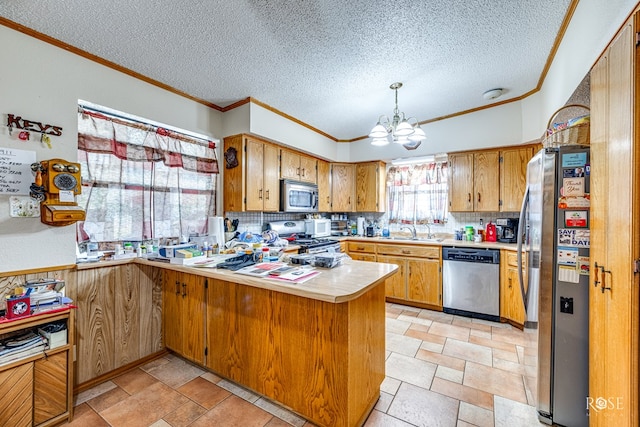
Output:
517 145 590 426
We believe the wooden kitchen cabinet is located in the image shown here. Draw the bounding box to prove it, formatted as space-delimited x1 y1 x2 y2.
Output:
377 244 442 309
0 309 75 427
500 250 526 328
162 270 206 365
223 134 279 212
499 147 533 212
317 159 331 212
356 161 386 212
75 264 163 384
448 151 500 212
280 149 317 184
331 163 356 212
347 241 377 262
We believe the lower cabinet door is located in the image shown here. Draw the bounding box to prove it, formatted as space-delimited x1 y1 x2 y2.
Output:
407 258 441 307
34 352 68 424
0 362 33 427
377 255 406 299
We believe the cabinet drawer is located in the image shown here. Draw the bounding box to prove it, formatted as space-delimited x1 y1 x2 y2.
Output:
377 244 440 259
347 242 376 253
506 251 526 267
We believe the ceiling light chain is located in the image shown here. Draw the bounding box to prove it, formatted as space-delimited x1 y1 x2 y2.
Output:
369 82 425 150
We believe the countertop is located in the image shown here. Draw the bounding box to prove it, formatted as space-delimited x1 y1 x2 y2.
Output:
77 256 398 304
338 235 520 251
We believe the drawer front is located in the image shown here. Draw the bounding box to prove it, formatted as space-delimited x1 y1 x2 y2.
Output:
347 242 376 253
506 251 526 267
377 244 440 259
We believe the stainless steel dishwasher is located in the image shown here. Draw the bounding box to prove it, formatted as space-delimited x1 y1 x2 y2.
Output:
442 247 500 321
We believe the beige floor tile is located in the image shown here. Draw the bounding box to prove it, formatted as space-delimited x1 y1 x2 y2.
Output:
492 357 536 377
428 321 471 341
417 309 454 324
189 395 274 427
493 395 540 427
430 377 494 411
443 338 493 366
99 382 190 427
66 403 110 427
435 365 464 384
469 334 518 352
253 397 307 427
144 357 205 389
408 322 430 332
177 376 232 409
112 368 159 395
374 391 394 413
399 314 432 327
404 328 431 342
493 347 520 364
463 361 528 404
470 328 493 340
387 382 459 427
386 317 412 334
415 348 466 371
458 401 495 427
386 331 422 357
380 376 402 395
491 326 536 348
162 400 208 427
364 409 414 426
86 386 130 413
385 352 437 389
75 380 117 406
420 340 445 354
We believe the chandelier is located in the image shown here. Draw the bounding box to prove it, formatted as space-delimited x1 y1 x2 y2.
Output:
369 82 426 150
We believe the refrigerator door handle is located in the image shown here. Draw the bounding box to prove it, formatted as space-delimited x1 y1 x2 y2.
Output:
517 185 529 313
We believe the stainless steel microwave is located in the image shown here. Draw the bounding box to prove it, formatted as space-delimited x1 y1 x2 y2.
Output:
280 179 318 212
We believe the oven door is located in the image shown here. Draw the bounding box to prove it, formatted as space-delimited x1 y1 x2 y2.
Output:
280 180 318 212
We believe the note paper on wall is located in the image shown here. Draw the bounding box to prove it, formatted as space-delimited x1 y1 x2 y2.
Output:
0 147 36 195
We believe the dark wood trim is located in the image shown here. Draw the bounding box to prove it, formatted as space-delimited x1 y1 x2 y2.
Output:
0 264 76 277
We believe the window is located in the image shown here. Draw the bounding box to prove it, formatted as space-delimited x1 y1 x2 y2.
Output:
76 106 218 243
386 162 448 225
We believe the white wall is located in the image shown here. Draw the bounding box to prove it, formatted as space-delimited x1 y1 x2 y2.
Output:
0 25 223 272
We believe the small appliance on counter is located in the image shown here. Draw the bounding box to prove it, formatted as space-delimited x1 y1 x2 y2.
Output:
304 218 331 238
330 219 349 236
495 218 519 243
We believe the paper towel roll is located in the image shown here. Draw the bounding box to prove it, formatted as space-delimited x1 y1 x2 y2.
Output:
357 217 365 236
208 216 226 249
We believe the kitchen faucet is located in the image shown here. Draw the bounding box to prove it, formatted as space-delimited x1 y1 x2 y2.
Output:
401 225 417 240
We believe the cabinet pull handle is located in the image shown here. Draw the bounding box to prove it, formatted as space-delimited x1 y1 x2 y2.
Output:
467 193 471 203
265 189 269 200
595 262 612 293
297 167 301 176
357 246 364 250
302 168 305 177
477 192 481 203
175 280 180 295
402 250 411 254
182 283 187 298
259 189 263 199
326 196 330 203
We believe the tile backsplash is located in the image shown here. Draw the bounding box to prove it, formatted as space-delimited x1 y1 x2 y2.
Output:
224 211 521 236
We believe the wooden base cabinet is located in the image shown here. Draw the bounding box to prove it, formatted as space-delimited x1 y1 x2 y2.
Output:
499 250 526 328
0 309 75 427
162 270 206 365
377 244 442 309
206 278 385 427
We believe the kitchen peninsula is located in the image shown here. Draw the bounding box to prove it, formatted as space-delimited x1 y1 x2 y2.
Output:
75 257 398 427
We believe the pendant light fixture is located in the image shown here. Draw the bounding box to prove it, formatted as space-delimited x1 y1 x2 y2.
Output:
369 82 425 150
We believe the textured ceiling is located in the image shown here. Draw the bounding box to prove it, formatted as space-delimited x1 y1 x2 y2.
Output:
1 0 576 141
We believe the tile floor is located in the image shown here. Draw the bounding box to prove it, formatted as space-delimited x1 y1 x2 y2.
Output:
69 303 543 427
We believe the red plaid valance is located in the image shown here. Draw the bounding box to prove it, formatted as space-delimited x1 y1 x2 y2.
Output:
78 109 219 174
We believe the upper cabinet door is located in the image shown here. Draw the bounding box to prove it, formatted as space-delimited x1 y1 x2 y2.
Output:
317 160 331 212
331 163 355 212
356 161 386 212
262 144 280 212
245 138 265 211
500 147 533 212
473 151 500 212
280 149 300 181
448 153 474 212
